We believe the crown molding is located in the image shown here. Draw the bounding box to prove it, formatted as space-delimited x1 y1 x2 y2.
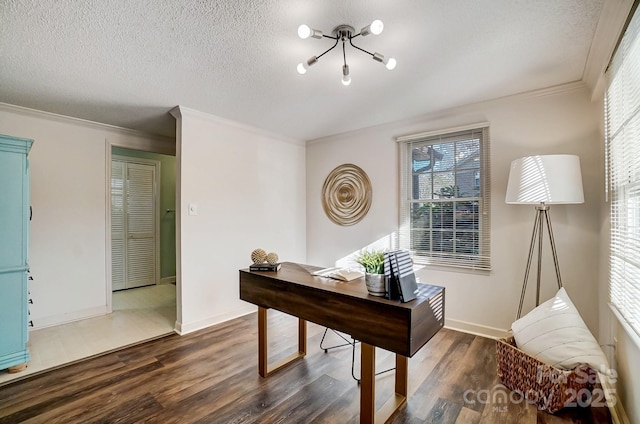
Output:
170 105 305 147
506 80 588 100
0 102 174 144
308 80 590 145
583 0 634 92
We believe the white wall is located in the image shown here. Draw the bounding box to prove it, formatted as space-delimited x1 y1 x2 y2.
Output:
172 107 307 334
0 103 174 328
306 83 602 336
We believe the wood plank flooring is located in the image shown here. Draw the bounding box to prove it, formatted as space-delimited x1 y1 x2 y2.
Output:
0 311 611 423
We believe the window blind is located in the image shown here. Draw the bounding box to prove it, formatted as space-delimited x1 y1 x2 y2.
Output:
397 125 491 270
606 5 640 339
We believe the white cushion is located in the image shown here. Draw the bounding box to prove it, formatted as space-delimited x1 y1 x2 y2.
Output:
511 288 608 371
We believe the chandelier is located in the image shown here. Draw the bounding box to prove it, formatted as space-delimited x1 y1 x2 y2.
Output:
296 19 396 86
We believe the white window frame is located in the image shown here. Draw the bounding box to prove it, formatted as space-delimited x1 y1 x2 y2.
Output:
605 5 640 346
397 123 491 271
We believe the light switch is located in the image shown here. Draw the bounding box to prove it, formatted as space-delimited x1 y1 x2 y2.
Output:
188 203 198 216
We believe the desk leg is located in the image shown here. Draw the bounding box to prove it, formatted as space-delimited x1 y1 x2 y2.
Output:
258 307 268 377
298 317 307 354
360 343 408 424
395 354 408 396
257 307 307 378
360 343 376 423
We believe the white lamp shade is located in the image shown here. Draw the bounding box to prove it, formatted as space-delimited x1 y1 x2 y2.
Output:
505 154 584 204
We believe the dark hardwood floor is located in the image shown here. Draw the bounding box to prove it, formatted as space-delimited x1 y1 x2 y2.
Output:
0 311 611 423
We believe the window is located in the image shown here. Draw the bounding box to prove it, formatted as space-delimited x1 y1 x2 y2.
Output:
397 124 491 270
605 6 640 340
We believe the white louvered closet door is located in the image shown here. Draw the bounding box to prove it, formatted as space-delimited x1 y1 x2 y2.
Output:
111 160 157 291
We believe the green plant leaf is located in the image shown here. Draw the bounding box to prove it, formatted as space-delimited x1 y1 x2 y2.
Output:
355 250 385 274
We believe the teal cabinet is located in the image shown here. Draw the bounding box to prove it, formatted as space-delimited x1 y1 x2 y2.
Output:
0 134 33 371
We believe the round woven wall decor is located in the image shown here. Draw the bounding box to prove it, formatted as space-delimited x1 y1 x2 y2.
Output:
321 163 372 226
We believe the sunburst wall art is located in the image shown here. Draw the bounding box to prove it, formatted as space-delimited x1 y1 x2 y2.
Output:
321 163 372 226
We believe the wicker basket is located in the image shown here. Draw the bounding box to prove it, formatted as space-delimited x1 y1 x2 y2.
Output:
496 336 597 413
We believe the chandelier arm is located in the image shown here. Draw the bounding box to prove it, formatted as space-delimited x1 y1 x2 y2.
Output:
349 38 374 57
342 40 347 66
315 37 340 60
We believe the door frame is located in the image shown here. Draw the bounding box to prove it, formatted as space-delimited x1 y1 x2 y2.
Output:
104 137 175 314
111 155 161 291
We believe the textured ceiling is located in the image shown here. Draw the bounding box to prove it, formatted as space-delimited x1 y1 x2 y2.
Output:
0 0 614 141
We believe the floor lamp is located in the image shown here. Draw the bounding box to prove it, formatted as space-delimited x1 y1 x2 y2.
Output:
505 154 584 319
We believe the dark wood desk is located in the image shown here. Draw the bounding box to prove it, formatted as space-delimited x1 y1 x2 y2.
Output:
239 262 445 424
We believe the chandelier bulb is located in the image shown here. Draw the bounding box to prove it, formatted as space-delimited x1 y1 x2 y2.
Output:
342 64 351 86
298 24 323 39
360 19 384 36
371 19 384 35
298 24 311 39
297 56 318 75
385 57 397 70
372 52 396 70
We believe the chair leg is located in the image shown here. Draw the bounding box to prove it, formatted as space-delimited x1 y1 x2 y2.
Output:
321 328 395 383
351 339 395 384
319 328 354 352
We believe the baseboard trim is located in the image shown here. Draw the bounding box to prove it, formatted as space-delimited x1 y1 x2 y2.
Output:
444 318 508 339
612 402 631 424
160 276 176 284
174 305 256 335
598 371 632 424
30 306 109 330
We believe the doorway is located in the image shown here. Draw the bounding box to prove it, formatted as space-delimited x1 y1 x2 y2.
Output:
109 146 177 292
111 157 159 290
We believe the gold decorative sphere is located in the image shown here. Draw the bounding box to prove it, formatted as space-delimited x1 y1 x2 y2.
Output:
251 248 267 264
266 252 279 265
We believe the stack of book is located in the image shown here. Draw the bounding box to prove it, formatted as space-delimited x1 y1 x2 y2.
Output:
249 262 281 272
383 250 419 302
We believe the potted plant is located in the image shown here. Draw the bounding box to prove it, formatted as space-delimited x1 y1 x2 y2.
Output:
355 250 386 296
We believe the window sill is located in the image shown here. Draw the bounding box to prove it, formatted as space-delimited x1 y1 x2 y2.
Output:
412 258 492 275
